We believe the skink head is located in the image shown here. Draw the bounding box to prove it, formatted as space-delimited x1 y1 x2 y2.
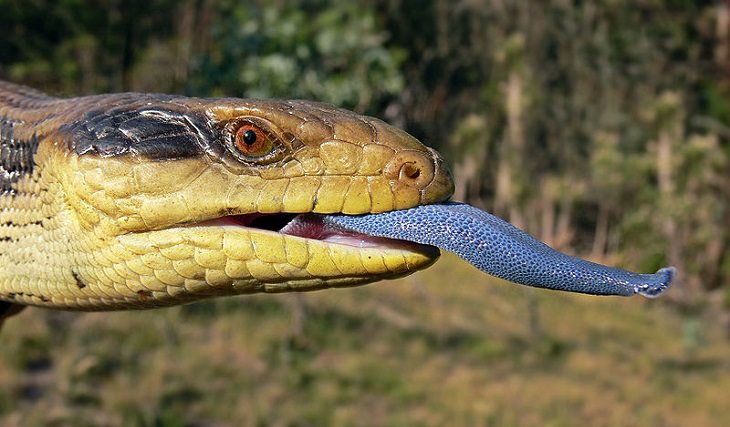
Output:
62 94 454 220
52 94 449 306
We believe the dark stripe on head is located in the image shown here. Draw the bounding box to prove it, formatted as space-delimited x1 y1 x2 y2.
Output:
59 96 216 160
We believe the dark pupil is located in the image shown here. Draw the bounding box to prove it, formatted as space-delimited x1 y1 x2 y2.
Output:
242 129 257 145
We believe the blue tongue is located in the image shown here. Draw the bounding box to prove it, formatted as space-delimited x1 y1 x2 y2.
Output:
324 202 674 297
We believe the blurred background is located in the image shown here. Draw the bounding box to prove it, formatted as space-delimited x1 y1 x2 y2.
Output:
1 0 729 425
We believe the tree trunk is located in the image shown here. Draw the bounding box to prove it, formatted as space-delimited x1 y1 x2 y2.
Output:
495 71 527 229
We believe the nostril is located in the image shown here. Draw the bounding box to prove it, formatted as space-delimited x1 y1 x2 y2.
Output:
382 147 453 206
384 150 436 191
400 162 421 180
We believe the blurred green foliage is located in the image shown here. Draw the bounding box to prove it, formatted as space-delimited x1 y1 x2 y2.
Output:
192 1 405 111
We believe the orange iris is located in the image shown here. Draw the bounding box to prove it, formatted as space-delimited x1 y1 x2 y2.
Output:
234 123 273 158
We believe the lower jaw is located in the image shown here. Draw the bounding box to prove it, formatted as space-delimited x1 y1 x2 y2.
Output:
137 214 441 287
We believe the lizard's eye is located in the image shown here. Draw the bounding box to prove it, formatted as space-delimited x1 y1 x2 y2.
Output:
235 123 272 157
225 117 285 164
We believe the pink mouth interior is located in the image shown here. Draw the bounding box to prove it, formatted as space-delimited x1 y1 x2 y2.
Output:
194 213 430 250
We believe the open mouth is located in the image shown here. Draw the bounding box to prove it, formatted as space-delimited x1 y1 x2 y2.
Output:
193 213 436 252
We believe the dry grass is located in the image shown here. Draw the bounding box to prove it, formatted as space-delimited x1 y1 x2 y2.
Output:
1 253 728 426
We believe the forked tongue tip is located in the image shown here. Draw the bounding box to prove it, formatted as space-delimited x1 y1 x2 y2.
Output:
636 267 676 298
